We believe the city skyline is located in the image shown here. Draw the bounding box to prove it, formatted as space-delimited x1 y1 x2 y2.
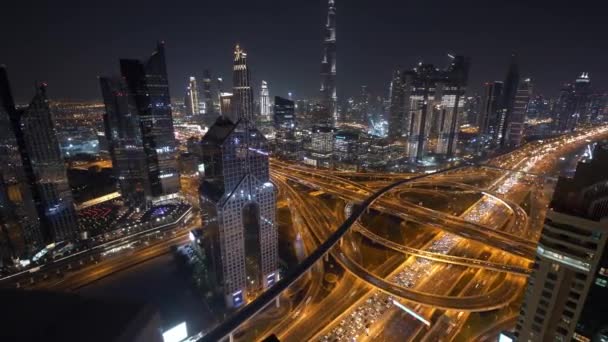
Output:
2 0 607 103
2 2 608 342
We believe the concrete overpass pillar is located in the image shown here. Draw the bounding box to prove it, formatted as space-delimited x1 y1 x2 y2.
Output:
275 296 280 308
324 253 329 262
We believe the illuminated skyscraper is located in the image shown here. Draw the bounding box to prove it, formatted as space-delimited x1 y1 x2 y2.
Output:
495 55 520 147
259 80 271 120
555 73 593 132
478 81 503 138
505 78 532 147
12 83 78 243
185 76 201 117
320 0 337 125
273 96 295 130
388 69 406 139
0 66 41 257
516 143 608 341
119 42 180 202
403 56 469 161
198 116 278 308
100 77 149 207
231 44 254 123
202 70 215 121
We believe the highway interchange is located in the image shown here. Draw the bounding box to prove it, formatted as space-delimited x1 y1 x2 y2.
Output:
7 124 608 342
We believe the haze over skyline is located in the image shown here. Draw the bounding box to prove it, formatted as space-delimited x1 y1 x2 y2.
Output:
1 0 606 102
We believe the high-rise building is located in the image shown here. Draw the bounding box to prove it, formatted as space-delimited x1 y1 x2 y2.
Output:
184 76 201 117
504 78 532 147
14 84 78 243
554 83 577 132
555 73 593 132
463 95 481 126
198 116 278 308
357 85 370 124
273 96 295 130
231 44 254 123
527 95 549 120
388 69 406 140
334 130 359 165
304 125 335 168
119 42 180 203
0 66 41 258
515 142 608 342
588 93 607 124
202 70 215 121
402 56 469 161
219 92 233 118
319 0 337 125
478 82 503 138
495 55 520 147
259 80 271 120
99 77 149 207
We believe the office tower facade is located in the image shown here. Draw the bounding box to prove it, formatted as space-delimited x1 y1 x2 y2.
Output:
555 73 593 132
388 69 406 139
119 42 180 203
274 96 300 161
357 85 370 124
463 95 481 126
554 83 576 132
17 84 78 242
334 130 359 165
516 143 608 342
575 73 593 124
100 77 149 206
588 93 607 124
219 93 233 118
185 76 201 117
403 56 469 161
231 45 254 123
504 78 532 147
304 126 335 168
0 67 41 258
319 0 337 125
273 96 295 130
478 82 503 138
527 95 549 120
495 56 520 147
202 70 215 120
259 80 271 120
198 116 278 308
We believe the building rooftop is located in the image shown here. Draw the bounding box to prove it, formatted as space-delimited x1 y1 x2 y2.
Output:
200 116 238 146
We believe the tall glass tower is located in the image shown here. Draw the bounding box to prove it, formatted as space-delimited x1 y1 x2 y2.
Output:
202 69 215 122
198 46 277 308
320 0 337 125
231 44 254 123
495 55 520 147
18 84 78 242
119 42 180 203
185 76 201 117
259 80 271 120
0 66 41 257
100 77 150 207
198 117 278 308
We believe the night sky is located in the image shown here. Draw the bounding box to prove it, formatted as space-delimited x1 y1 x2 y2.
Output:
1 0 606 103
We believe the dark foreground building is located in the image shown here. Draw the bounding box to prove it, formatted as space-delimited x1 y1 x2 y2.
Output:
515 142 608 341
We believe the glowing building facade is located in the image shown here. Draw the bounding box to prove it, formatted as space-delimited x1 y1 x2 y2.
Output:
198 116 278 308
319 0 337 125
